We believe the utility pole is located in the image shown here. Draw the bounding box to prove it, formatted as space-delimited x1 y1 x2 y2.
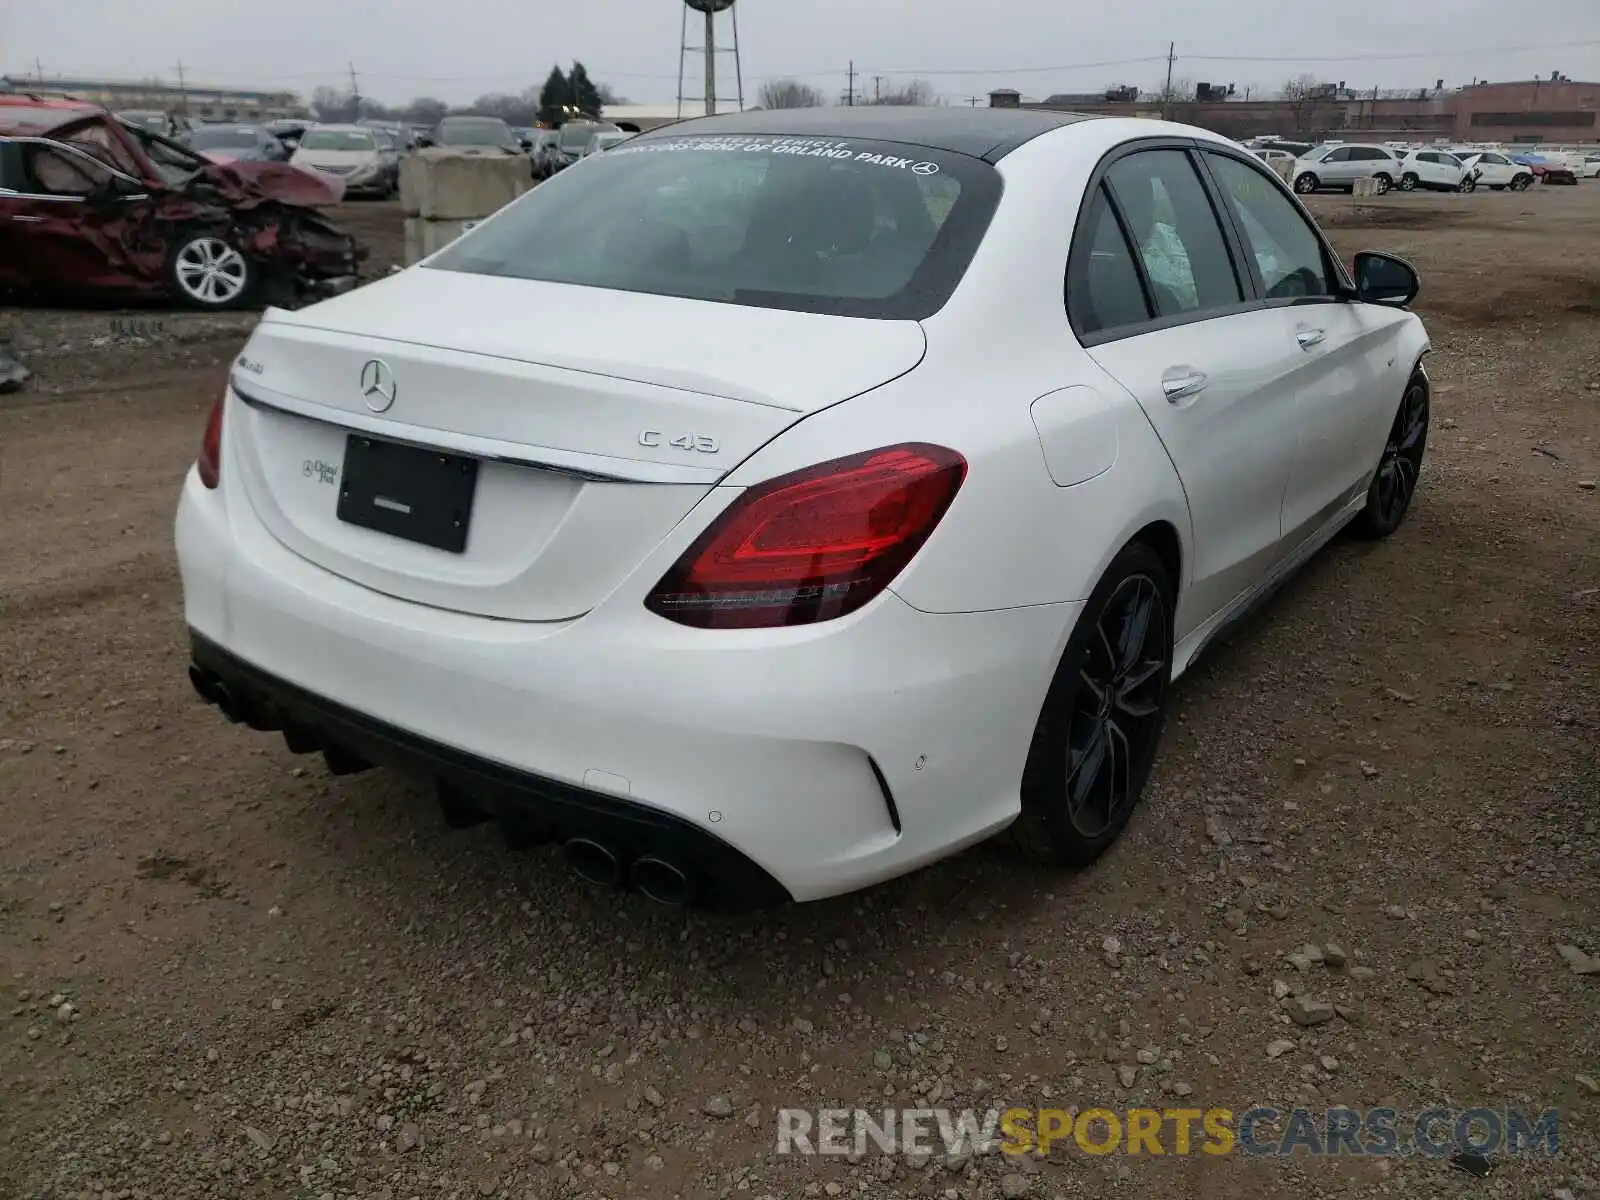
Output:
34 57 44 87
966 95 981 107
872 75 884 103
348 61 362 117
846 60 855 106
175 61 189 116
1163 41 1175 118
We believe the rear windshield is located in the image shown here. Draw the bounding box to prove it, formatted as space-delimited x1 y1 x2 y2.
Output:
438 119 512 146
188 126 260 149
301 129 374 151
427 133 1000 319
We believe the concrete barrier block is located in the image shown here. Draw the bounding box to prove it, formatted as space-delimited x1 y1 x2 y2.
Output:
403 217 483 265
400 150 531 220
1352 177 1381 198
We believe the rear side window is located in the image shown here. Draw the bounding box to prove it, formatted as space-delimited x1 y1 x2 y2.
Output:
1103 149 1242 316
1067 188 1151 334
1203 152 1331 299
428 134 999 320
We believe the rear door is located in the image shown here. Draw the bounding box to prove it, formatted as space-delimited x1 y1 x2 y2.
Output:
1200 148 1393 544
1068 145 1303 629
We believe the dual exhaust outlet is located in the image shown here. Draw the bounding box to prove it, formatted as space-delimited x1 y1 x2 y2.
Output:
564 838 696 908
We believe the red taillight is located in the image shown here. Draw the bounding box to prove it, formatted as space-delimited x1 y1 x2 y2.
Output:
645 443 967 629
197 394 224 489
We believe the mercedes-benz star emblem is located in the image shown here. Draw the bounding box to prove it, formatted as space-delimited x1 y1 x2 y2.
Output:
359 359 397 413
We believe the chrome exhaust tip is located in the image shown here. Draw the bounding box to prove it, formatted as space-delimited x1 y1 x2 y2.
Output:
630 856 694 907
564 838 622 888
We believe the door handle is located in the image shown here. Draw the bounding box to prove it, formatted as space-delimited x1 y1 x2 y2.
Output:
1296 328 1326 349
1161 368 1208 402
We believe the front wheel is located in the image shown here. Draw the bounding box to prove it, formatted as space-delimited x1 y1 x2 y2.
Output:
1399 172 1419 192
1459 174 1478 193
1510 174 1533 191
168 232 256 310
1373 173 1393 195
1352 369 1429 540
1007 542 1175 867
1294 172 1319 195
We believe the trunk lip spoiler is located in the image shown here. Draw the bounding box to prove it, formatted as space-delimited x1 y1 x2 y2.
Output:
229 376 728 486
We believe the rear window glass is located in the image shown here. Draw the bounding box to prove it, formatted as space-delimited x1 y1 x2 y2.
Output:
427 134 999 319
300 129 375 151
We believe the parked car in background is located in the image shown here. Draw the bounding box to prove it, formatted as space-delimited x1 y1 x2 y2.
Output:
0 101 361 309
290 124 395 198
427 116 525 155
530 129 562 179
1396 149 1468 192
583 129 634 157
1511 154 1578 186
1292 143 1401 194
371 127 403 192
176 108 1432 907
265 118 313 154
116 109 198 138
1455 151 1535 191
543 120 619 175
1583 154 1600 179
184 123 292 164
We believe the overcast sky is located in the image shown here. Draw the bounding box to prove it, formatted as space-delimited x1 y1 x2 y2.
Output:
3 0 1597 107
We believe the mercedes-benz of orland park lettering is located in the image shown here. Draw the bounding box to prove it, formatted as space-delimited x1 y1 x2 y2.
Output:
177 108 1432 908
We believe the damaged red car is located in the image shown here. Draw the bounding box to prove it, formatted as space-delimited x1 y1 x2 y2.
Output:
0 102 366 309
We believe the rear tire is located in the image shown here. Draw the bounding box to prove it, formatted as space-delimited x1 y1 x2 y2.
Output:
1352 368 1429 540
1294 172 1319 195
1373 173 1393 194
1007 542 1174 867
1510 174 1533 192
1459 175 1477 193
1399 173 1418 192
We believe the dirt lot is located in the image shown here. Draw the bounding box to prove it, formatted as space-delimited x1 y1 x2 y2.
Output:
1 189 1597 1200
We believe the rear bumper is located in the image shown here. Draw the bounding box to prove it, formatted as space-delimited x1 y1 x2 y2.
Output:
187 632 792 907
175 467 1077 902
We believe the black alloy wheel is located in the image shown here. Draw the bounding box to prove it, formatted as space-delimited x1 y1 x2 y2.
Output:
1354 369 1430 538
1010 542 1174 866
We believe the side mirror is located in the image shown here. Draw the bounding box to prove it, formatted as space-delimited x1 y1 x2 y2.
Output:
1353 251 1420 308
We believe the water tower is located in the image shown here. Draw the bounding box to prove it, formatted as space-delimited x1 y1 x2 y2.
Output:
678 0 745 118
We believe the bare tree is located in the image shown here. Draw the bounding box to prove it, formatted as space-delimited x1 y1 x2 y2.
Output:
866 79 942 106
1154 76 1196 103
310 86 358 122
759 78 826 109
1279 73 1333 137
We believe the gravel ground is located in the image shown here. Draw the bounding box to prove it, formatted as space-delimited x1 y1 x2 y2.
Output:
1 188 1597 1200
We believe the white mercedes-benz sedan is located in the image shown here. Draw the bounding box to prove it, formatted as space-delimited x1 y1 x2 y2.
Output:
177 108 1431 908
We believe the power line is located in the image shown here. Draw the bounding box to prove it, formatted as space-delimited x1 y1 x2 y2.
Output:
22 35 1599 95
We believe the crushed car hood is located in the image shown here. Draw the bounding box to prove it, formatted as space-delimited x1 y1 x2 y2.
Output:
195 160 344 209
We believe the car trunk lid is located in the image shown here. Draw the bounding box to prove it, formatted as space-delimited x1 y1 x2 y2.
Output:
227 269 926 622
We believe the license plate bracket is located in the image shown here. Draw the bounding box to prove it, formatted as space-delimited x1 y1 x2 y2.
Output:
336 434 479 553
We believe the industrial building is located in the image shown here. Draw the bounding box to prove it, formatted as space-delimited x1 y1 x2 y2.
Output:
0 75 304 121
999 74 1599 145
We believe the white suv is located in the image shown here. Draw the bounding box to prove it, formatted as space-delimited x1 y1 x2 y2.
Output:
1397 149 1469 192
1455 151 1535 191
1292 144 1401 195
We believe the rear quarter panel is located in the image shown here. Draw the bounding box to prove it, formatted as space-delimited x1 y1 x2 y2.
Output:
719 121 1192 616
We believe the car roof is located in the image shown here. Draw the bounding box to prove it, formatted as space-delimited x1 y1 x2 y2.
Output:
306 123 372 133
638 106 1104 162
0 96 102 135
